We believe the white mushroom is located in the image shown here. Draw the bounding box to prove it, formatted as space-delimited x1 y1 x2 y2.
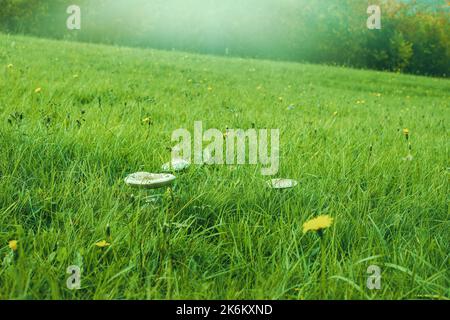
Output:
402 154 414 161
161 158 191 172
267 178 298 189
124 172 176 189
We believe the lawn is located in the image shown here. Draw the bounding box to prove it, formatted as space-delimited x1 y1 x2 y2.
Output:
0 33 448 299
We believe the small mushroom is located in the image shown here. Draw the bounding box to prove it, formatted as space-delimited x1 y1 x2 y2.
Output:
267 178 298 189
124 172 176 189
161 158 190 172
402 154 414 162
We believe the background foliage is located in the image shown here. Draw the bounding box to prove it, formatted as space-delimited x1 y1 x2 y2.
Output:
0 0 448 75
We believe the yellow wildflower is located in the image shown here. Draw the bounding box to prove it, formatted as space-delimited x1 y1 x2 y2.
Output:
303 215 334 234
8 240 18 251
142 117 152 125
35 87 42 94
95 240 111 248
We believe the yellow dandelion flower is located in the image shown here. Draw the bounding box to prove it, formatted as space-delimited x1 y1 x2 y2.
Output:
403 128 409 136
142 117 152 125
35 87 42 94
303 215 334 234
223 126 230 138
8 240 18 251
95 240 111 248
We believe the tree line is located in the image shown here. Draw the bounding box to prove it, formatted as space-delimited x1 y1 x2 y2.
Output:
0 0 448 76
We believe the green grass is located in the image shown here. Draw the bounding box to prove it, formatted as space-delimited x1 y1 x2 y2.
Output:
0 33 448 300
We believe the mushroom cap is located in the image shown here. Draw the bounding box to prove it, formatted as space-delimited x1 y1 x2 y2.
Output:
125 172 176 189
267 178 298 189
161 158 190 172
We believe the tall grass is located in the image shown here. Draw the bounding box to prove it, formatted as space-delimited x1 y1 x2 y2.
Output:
0 34 448 299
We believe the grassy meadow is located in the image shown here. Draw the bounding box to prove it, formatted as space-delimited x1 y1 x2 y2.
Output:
0 33 448 299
